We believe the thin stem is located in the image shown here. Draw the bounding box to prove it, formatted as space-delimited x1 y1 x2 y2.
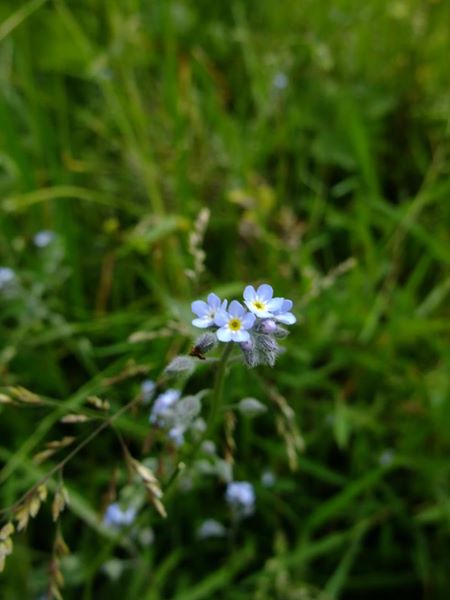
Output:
206 343 233 440
163 343 234 494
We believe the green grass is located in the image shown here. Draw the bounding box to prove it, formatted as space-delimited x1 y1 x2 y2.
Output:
1 0 450 598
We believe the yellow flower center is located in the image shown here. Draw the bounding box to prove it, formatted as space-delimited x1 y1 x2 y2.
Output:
253 300 265 310
229 318 242 331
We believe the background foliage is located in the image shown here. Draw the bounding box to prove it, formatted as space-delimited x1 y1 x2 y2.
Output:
1 0 450 598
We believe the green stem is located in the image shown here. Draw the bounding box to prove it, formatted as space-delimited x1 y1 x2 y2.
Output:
206 343 233 438
163 343 234 494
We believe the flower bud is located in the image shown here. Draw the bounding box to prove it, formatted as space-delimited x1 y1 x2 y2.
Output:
238 397 267 417
260 319 277 334
191 332 217 357
165 356 196 377
255 334 280 367
239 338 259 368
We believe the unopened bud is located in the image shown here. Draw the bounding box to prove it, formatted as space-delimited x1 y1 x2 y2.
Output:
238 397 267 416
239 338 259 368
260 319 277 334
165 356 196 376
255 334 280 367
190 333 217 358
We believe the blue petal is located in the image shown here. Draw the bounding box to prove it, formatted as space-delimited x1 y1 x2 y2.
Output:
280 299 293 312
192 300 209 317
214 310 229 327
257 284 273 301
229 300 245 317
242 312 256 329
207 293 221 309
266 297 284 312
243 285 256 302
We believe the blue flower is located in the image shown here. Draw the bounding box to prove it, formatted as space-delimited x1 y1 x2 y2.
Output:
192 293 228 328
33 230 55 248
141 379 156 404
103 503 136 528
225 481 255 517
0 267 15 289
149 389 180 425
272 299 296 325
273 72 289 90
243 284 284 318
168 425 185 446
197 519 227 540
214 300 255 343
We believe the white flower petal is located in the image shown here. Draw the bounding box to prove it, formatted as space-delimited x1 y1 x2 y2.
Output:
192 317 213 328
275 312 296 325
217 327 232 342
232 330 250 343
245 302 271 318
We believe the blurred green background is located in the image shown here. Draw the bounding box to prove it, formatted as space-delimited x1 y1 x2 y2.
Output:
1 0 450 598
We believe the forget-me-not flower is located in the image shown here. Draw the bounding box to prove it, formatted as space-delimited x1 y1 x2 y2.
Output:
33 230 55 248
168 425 185 447
214 300 255 343
272 299 296 325
197 519 227 540
150 389 180 426
141 379 156 404
225 481 255 517
103 503 136 528
272 72 289 90
0 267 15 289
192 293 228 329
243 284 284 319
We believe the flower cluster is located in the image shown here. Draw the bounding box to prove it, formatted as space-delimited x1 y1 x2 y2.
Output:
147 387 205 447
191 284 295 367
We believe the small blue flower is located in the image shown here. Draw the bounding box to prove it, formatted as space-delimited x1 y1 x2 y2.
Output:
168 425 185 447
0 267 15 289
272 299 296 325
225 481 255 517
272 72 289 90
214 300 255 343
149 389 181 425
261 470 276 487
33 230 55 248
243 284 284 318
141 379 156 404
103 503 136 528
379 449 395 467
192 293 228 328
197 519 227 540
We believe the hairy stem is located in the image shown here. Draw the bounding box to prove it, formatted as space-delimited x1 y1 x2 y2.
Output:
163 343 234 494
206 343 233 439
